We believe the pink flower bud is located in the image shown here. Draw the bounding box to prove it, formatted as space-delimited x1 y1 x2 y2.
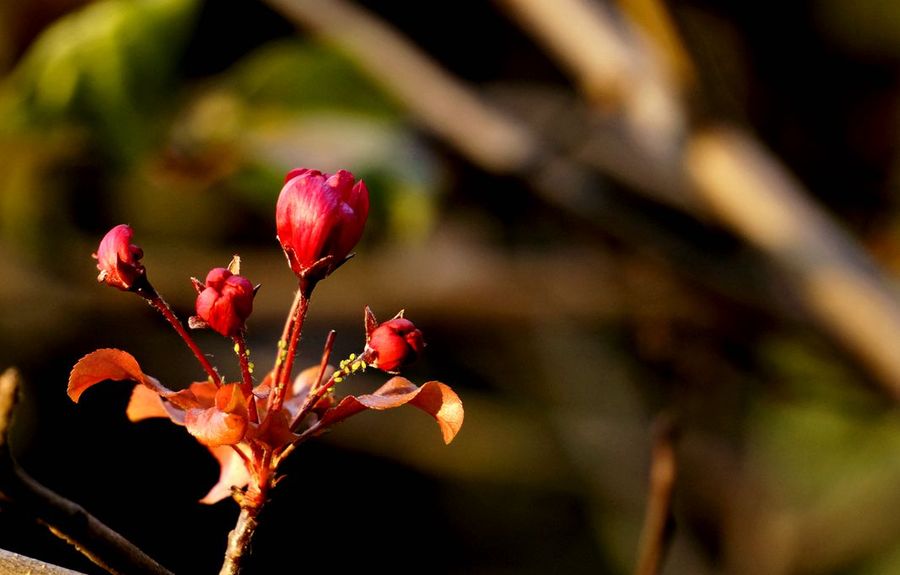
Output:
195 268 255 337
276 168 369 280
94 224 146 291
367 318 425 373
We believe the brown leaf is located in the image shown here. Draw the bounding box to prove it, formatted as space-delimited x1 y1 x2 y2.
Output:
317 377 464 444
68 348 161 402
200 446 251 505
248 408 297 450
364 306 378 341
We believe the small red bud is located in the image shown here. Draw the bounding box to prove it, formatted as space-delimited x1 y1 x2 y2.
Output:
93 224 146 292
276 168 369 281
195 268 255 337
367 317 425 373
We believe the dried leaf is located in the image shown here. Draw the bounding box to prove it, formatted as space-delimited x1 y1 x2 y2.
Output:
200 446 251 505
68 348 158 402
227 254 241 275
318 377 464 444
364 306 378 341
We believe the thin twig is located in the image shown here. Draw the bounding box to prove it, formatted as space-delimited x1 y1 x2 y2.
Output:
634 414 678 575
0 368 174 575
148 296 222 387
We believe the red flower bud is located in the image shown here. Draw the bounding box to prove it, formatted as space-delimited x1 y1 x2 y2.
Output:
94 224 146 291
195 268 255 337
276 168 369 280
367 317 425 373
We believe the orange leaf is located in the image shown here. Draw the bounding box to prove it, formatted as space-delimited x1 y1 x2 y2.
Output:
69 349 150 402
215 383 249 418
318 377 464 444
200 446 251 505
126 385 169 421
185 387 249 447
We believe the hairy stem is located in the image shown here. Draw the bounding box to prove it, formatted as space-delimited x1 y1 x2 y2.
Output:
268 280 312 414
148 296 222 387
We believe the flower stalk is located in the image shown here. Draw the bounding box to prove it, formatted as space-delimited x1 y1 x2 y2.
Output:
148 296 222 387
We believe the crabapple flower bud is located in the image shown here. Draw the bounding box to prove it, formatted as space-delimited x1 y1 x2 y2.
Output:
367 318 425 373
94 224 147 292
276 168 369 281
195 268 255 337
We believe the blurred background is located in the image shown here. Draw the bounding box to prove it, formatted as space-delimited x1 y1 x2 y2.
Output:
4 0 900 573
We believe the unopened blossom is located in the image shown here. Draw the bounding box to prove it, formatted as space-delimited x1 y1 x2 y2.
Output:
94 224 146 291
195 268 255 337
367 317 425 373
276 168 369 280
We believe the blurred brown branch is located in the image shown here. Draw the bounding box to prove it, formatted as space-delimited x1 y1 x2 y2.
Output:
497 0 900 396
0 368 173 575
634 415 678 575
264 0 900 398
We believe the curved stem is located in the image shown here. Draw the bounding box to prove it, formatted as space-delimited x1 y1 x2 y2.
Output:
148 296 222 387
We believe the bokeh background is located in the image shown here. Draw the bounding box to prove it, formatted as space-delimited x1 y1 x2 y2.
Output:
4 0 900 573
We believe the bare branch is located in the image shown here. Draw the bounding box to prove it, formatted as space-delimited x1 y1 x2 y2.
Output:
0 368 174 575
685 128 900 398
634 415 678 575
0 547 86 574
491 0 900 396
263 0 538 174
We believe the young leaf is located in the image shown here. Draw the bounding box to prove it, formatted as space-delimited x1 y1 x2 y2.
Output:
68 348 147 402
126 385 169 421
185 407 248 447
200 446 251 505
317 377 464 444
184 385 250 446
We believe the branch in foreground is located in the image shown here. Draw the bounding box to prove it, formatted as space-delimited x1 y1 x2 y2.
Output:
0 546 86 574
0 368 174 575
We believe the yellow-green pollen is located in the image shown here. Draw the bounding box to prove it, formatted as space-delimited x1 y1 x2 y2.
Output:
275 339 288 366
333 353 367 383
